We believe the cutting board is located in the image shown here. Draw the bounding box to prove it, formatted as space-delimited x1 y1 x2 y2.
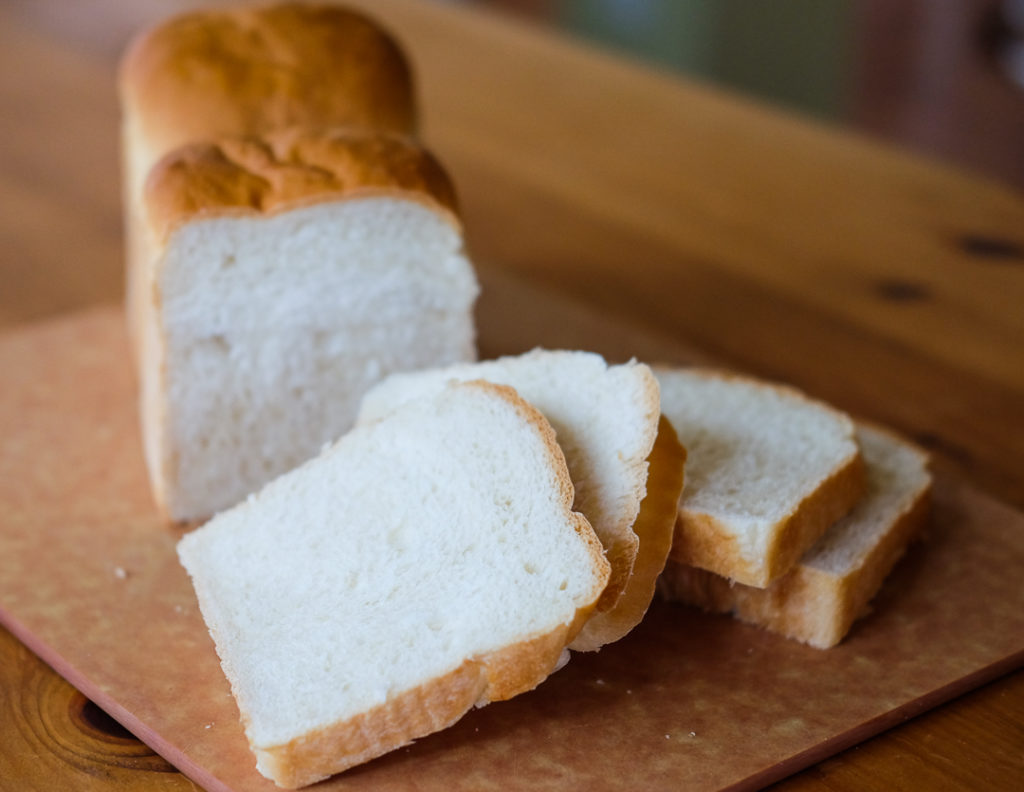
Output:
2 277 1024 792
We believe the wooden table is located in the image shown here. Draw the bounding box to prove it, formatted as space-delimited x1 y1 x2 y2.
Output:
2 1 1022 789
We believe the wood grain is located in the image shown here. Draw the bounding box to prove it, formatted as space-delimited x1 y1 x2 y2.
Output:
0 1 1022 790
0 626 197 791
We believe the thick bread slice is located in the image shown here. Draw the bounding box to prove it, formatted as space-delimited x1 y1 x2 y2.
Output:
357 350 686 651
659 424 931 648
135 129 479 521
654 367 865 587
177 381 610 788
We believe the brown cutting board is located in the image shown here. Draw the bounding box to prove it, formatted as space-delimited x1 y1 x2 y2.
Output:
2 292 1024 792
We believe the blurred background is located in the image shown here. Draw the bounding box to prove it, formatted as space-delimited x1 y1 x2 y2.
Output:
4 0 1024 196
456 0 1024 193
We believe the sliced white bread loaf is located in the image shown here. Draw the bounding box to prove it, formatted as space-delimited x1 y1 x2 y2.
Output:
177 381 610 788
654 367 865 587
357 350 687 651
659 424 931 648
120 4 478 522
133 129 479 521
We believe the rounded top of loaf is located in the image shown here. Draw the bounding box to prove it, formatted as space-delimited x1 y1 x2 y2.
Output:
120 2 416 158
143 127 460 241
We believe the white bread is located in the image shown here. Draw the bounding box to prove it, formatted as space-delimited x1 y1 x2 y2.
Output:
119 4 480 521
177 381 610 788
357 350 687 651
659 424 932 648
654 367 865 587
133 129 479 521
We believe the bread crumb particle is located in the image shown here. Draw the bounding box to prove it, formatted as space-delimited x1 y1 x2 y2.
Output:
665 734 670 740
113 566 128 580
689 731 697 738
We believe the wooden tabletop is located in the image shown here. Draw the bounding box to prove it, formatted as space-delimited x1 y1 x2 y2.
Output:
1 0 1022 789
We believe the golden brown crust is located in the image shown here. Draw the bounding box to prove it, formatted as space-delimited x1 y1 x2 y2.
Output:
660 466 931 649
119 2 416 167
571 414 686 651
256 617 592 788
758 450 866 584
254 659 488 788
565 362 662 641
669 451 865 588
143 127 461 244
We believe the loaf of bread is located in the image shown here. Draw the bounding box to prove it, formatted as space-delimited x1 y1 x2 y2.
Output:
654 367 865 587
177 381 610 787
357 350 687 651
659 424 931 648
119 5 479 520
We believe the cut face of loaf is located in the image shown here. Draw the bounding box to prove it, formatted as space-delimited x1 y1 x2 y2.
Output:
137 131 479 520
357 350 687 651
659 424 932 648
654 367 865 588
177 381 610 788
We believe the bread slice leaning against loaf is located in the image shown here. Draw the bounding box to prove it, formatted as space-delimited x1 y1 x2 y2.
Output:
357 350 687 651
654 367 865 588
133 128 479 522
659 424 931 648
177 380 610 788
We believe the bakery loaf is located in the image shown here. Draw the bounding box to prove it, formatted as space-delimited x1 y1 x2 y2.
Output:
654 367 865 587
120 5 480 520
134 128 478 521
659 424 931 648
357 350 687 651
177 381 610 787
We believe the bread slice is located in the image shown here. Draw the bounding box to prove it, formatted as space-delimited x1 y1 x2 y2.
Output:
177 380 610 788
357 350 686 651
654 367 865 587
132 128 479 521
659 424 931 648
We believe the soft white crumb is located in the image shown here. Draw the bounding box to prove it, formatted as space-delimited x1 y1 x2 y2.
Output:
113 566 128 580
